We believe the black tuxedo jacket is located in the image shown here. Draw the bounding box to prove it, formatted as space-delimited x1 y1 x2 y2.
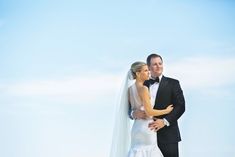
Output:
144 76 185 144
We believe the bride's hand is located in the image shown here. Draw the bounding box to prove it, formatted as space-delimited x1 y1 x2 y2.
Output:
165 104 174 114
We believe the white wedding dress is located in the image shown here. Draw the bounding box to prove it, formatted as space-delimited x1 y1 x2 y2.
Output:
128 84 163 157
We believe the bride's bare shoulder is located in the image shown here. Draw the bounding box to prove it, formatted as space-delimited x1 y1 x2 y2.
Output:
139 85 148 94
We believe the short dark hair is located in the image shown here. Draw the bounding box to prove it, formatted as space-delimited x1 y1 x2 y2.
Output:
146 53 163 66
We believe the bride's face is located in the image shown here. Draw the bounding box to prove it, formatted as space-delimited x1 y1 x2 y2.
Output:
139 65 150 81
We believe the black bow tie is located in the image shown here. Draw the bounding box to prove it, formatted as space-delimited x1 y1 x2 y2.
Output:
149 77 159 84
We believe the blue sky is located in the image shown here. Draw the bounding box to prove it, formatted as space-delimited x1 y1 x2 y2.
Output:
1 0 235 157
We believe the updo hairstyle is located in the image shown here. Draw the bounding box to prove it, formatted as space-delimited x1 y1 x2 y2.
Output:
130 61 147 79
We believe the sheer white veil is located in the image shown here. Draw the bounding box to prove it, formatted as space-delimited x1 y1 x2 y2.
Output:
109 70 135 157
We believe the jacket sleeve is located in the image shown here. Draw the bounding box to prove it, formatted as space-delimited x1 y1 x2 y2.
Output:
165 80 185 124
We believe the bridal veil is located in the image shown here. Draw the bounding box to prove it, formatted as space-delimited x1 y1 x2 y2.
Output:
109 71 134 157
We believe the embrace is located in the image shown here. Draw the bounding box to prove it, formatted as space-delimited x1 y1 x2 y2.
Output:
110 53 185 157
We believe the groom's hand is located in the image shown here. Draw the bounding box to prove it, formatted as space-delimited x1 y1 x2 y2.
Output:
133 110 148 119
148 119 165 131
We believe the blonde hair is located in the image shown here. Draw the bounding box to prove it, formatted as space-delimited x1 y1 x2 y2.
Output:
130 61 147 79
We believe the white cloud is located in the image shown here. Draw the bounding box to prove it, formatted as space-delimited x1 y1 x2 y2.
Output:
1 74 124 104
1 57 235 104
164 57 235 90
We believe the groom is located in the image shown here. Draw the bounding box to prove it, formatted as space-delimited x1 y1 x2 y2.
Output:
130 53 185 157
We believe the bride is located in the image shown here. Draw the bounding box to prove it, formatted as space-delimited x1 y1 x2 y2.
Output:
110 61 173 157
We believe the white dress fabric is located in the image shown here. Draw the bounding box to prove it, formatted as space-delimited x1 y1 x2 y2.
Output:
128 84 163 157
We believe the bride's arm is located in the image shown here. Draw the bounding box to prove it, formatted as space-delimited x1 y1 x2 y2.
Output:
140 86 173 117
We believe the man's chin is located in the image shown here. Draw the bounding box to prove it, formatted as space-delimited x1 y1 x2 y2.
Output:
153 72 161 76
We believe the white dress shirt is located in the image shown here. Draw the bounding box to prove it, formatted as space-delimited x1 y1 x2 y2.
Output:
149 75 170 126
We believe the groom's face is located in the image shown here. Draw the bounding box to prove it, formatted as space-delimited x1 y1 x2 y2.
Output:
149 57 163 77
